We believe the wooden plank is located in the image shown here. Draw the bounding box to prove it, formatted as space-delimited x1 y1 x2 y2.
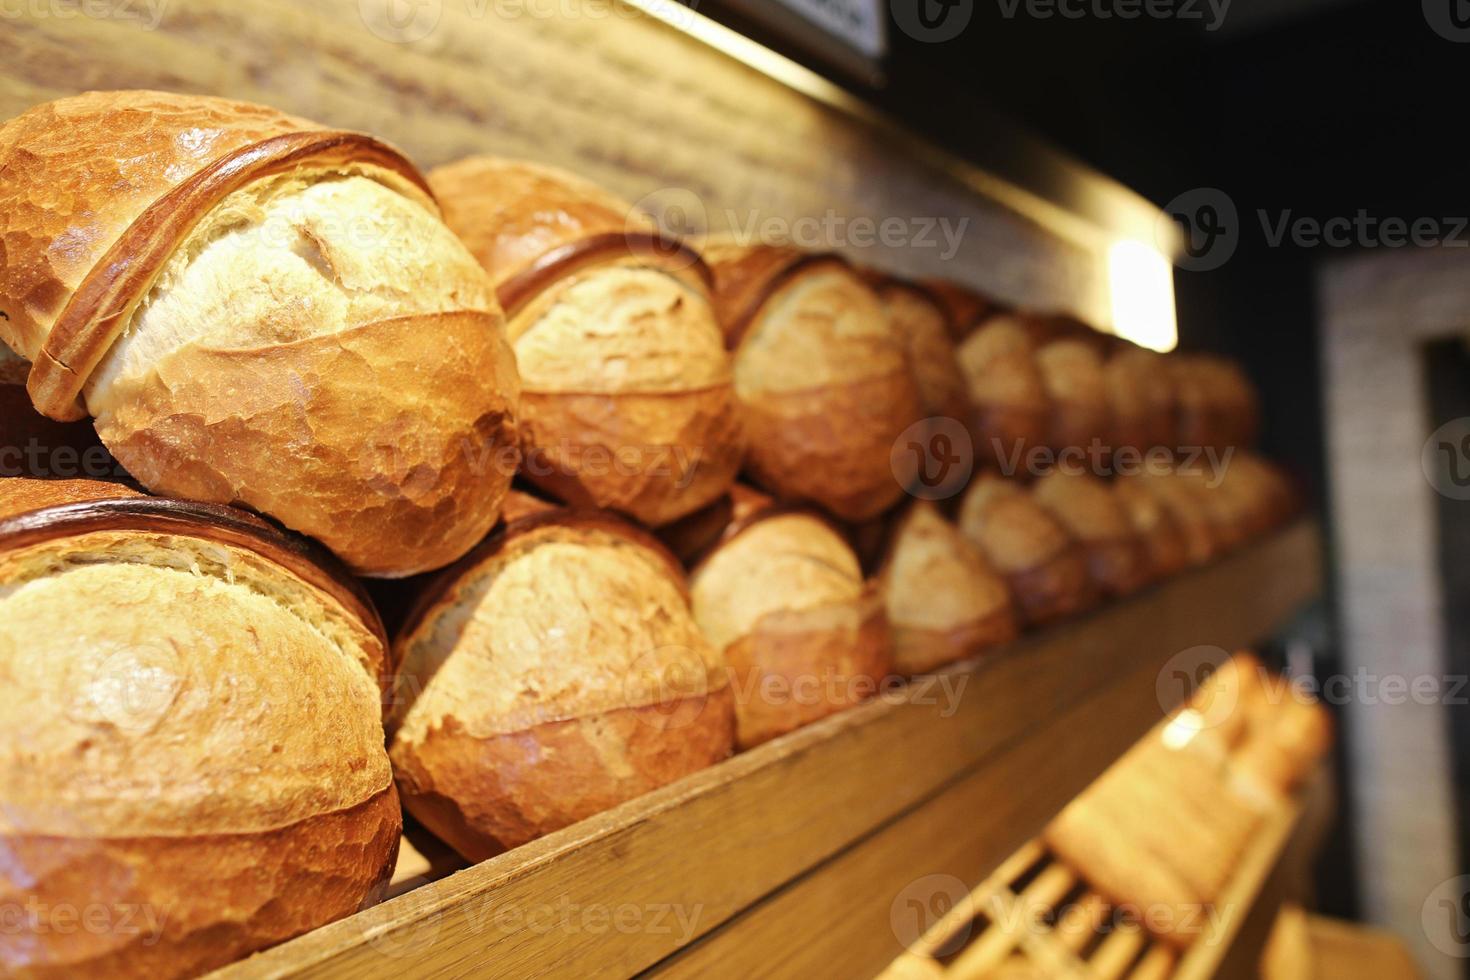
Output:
643 632 1198 980
216 521 1321 980
0 0 1114 316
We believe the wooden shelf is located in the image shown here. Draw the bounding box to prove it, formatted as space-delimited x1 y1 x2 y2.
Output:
215 520 1322 980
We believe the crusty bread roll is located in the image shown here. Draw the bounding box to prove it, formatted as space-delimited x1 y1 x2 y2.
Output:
1212 452 1296 539
1031 470 1150 597
1036 338 1110 454
868 275 972 426
1122 469 1219 565
390 510 734 860
0 477 399 978
1171 354 1259 451
0 91 521 577
956 314 1051 469
880 502 1017 675
429 158 743 526
1106 345 1177 455
690 508 892 747
703 240 921 522
958 474 1094 625
1112 477 1190 580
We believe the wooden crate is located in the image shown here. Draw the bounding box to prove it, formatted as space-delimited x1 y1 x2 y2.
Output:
213 520 1322 979
874 765 1336 980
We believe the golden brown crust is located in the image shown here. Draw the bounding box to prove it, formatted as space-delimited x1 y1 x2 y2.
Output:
1122 471 1219 566
1031 471 1150 597
429 156 653 288
700 239 814 347
392 690 734 860
739 365 918 522
917 279 995 340
1171 354 1260 451
881 502 1017 674
871 276 972 425
0 475 143 521
958 476 1096 625
1036 338 1110 453
0 485 390 683
92 310 520 577
723 594 891 748
0 91 321 368
29 130 431 421
956 316 1051 468
389 512 733 857
1106 346 1177 454
1112 478 1190 580
0 787 400 980
890 608 1018 677
516 383 745 527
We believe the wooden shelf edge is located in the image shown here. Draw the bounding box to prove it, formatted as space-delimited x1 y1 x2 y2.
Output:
214 520 1323 980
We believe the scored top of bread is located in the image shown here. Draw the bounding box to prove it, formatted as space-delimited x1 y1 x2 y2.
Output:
392 511 726 743
0 90 435 420
0 478 391 839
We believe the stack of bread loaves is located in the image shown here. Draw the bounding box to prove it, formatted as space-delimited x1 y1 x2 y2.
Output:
0 85 1302 977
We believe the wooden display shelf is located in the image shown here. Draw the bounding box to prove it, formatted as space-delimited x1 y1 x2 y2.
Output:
215 520 1322 980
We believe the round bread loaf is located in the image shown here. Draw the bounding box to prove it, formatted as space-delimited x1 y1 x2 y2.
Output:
0 477 399 978
0 91 521 576
958 474 1095 625
703 239 921 522
1035 338 1110 454
880 502 1017 675
1031 470 1150 597
868 276 972 426
1121 469 1220 565
429 158 744 526
389 510 734 860
1112 476 1190 580
1212 452 1295 539
1105 345 1177 455
690 508 892 748
1171 354 1259 451
956 314 1051 469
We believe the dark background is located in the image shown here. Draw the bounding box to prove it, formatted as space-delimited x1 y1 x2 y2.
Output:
715 0 1470 925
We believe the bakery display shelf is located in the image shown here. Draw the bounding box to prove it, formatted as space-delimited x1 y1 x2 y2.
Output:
214 520 1322 980
872 764 1334 980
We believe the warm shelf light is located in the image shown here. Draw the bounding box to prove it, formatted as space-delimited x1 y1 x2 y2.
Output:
1109 239 1178 353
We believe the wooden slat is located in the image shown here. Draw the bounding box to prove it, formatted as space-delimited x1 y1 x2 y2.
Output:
216 521 1320 980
